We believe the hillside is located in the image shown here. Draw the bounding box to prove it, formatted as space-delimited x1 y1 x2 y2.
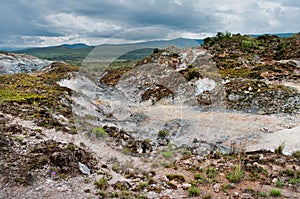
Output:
16 44 94 66
0 33 300 198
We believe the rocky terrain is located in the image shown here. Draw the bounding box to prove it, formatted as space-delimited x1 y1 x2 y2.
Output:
1 33 300 198
0 52 52 74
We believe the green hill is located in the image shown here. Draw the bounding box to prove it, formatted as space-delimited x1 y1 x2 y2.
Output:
16 44 94 66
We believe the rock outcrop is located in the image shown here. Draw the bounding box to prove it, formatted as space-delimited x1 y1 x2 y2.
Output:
0 52 52 74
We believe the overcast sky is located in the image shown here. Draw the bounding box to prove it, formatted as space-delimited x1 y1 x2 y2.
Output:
0 0 299 47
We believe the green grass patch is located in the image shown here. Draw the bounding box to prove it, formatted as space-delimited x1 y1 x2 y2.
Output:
166 174 185 182
187 185 201 197
92 127 107 138
226 164 244 183
269 189 282 197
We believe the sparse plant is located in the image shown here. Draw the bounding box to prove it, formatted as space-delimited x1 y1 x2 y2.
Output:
203 192 212 199
292 150 300 161
136 181 148 191
98 190 106 197
269 189 282 197
206 167 217 179
166 174 185 182
187 185 201 197
95 177 108 190
110 192 118 198
289 178 300 185
223 183 234 190
136 193 148 199
274 143 285 154
258 191 267 197
276 178 284 187
120 191 131 198
157 130 169 139
92 126 107 138
194 167 218 184
226 161 244 183
162 151 172 159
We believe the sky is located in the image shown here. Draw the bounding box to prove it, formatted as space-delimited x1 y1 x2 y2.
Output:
0 0 299 48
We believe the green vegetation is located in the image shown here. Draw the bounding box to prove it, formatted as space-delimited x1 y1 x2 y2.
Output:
226 163 244 183
92 127 107 138
269 189 282 197
223 183 234 190
95 177 108 190
276 178 284 187
136 181 148 191
203 192 213 199
194 167 218 184
157 130 169 139
16 45 94 66
187 185 201 197
258 191 267 197
274 143 285 154
0 89 44 103
161 151 172 159
292 151 300 161
241 36 260 50
289 178 300 185
166 174 185 182
0 62 78 129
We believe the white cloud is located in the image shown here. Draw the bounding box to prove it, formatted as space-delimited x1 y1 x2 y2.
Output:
0 0 299 47
47 13 122 35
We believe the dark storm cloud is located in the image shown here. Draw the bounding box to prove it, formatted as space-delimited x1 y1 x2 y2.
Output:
0 0 299 47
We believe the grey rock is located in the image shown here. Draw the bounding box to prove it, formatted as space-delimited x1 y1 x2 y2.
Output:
213 183 220 193
78 162 91 175
241 193 252 199
0 52 52 74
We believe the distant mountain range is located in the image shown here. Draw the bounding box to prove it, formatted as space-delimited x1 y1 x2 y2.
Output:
0 33 296 65
13 38 202 65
